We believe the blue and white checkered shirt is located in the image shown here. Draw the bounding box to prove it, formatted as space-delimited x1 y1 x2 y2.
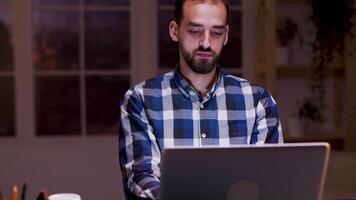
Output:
119 67 283 199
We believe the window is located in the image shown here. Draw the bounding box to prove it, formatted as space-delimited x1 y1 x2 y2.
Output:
0 0 15 137
0 0 255 138
33 0 130 135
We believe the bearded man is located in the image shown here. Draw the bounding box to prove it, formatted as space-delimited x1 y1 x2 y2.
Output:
119 0 283 199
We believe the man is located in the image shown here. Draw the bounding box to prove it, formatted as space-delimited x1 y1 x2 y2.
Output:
119 0 283 199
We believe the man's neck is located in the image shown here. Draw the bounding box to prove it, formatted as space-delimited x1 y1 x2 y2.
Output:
179 62 218 96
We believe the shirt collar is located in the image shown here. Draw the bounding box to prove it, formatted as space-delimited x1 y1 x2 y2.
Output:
173 65 223 103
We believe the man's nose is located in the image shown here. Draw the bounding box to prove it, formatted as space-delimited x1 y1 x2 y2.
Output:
199 30 211 50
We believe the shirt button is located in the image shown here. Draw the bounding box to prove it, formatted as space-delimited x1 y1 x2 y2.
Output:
201 133 207 138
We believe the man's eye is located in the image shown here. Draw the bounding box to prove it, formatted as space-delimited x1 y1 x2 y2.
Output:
188 29 202 35
211 31 224 37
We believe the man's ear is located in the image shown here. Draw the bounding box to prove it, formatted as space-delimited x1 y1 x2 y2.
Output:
169 21 179 42
224 25 229 46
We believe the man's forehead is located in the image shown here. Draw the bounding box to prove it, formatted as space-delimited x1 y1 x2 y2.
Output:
183 0 226 10
184 0 224 5
181 1 227 26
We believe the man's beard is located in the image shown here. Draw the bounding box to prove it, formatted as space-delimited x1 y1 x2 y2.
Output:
180 43 220 74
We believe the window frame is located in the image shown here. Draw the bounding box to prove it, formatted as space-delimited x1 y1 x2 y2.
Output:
32 1 131 136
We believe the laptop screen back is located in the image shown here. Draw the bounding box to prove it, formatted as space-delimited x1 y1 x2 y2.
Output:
160 143 330 200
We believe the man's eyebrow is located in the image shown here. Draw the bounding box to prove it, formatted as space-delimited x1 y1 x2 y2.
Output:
187 22 204 27
186 22 226 29
212 25 227 29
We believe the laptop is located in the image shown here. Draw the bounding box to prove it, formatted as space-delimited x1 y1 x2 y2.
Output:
159 142 330 200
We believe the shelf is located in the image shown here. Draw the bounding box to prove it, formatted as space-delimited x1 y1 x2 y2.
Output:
284 135 345 150
277 65 309 78
277 65 345 79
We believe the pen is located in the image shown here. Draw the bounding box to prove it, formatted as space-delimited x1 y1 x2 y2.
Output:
12 185 18 200
36 190 48 200
20 183 27 200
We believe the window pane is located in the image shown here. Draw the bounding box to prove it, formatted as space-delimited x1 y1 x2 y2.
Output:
33 0 78 6
33 11 79 70
158 10 179 69
36 76 81 135
0 12 14 71
219 10 242 69
0 77 15 136
86 75 129 135
85 11 129 70
84 0 128 6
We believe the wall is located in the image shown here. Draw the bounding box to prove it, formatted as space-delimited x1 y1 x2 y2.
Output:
0 138 125 200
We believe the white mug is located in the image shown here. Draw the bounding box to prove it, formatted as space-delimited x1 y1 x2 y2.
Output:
48 193 81 200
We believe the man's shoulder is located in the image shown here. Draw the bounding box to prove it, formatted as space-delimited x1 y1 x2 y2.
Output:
138 70 174 87
222 72 249 85
121 71 175 105
128 71 175 94
221 72 266 94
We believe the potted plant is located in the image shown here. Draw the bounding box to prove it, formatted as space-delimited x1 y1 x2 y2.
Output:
288 98 325 137
296 0 354 135
276 16 302 65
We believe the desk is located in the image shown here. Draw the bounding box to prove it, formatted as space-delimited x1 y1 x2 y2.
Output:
323 151 356 199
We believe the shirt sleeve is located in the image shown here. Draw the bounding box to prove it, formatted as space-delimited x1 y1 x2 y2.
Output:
252 87 283 144
119 87 161 200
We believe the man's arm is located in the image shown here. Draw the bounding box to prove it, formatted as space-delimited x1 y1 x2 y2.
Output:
252 87 283 144
119 88 161 200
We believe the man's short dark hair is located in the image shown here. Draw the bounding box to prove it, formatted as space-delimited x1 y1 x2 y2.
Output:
174 0 230 25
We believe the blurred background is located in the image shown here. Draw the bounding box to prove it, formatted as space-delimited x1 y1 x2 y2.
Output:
0 0 355 199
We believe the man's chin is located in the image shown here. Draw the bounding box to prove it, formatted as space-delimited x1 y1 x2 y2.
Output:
191 61 216 74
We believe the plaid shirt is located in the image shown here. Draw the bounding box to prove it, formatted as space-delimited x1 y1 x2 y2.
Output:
119 67 283 199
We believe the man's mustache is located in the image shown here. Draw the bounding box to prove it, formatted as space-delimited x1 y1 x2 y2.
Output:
198 46 212 52
194 47 215 55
